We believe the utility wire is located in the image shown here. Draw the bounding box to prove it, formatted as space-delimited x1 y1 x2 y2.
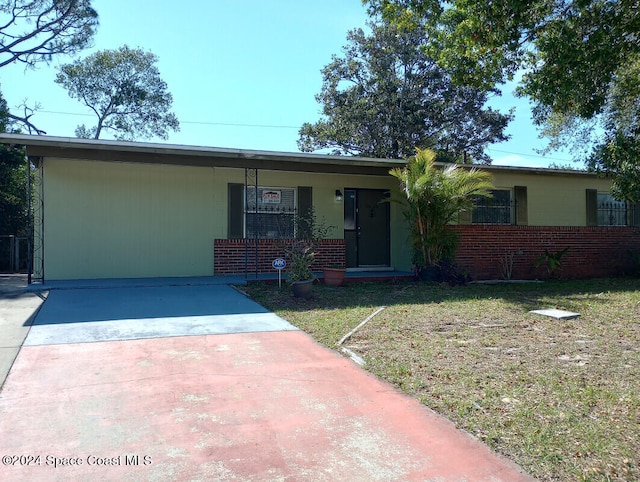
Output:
37 109 300 129
486 147 577 163
36 109 578 161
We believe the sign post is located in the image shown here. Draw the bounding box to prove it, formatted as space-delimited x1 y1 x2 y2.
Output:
272 258 286 288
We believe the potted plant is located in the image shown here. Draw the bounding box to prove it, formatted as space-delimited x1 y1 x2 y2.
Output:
285 208 338 296
322 264 346 286
389 148 494 279
286 240 316 298
302 210 342 286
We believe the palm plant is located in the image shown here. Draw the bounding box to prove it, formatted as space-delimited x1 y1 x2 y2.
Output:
390 148 494 268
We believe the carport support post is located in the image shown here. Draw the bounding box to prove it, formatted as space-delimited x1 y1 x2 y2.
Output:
26 156 32 284
244 168 259 280
254 170 258 279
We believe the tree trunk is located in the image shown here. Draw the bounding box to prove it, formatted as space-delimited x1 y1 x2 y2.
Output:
416 204 429 266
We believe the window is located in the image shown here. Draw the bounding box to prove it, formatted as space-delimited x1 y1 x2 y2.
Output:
597 193 628 226
472 189 513 224
245 186 297 239
227 184 312 239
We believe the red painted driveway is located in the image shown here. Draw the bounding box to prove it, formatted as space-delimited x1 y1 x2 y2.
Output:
0 329 532 481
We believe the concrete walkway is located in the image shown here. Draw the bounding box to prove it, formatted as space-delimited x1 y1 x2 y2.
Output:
0 277 534 481
0 275 45 389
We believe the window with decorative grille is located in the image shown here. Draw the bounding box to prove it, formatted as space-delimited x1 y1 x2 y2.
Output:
472 190 513 224
597 193 628 226
245 186 297 239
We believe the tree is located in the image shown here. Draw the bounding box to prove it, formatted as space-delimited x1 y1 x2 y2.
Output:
55 45 179 141
366 0 640 198
1 0 97 243
298 19 512 162
0 0 98 131
0 92 28 236
543 53 640 200
389 148 494 267
0 143 28 236
367 1 639 117
584 53 640 201
0 0 98 68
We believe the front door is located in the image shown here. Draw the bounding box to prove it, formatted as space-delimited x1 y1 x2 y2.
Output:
344 189 390 268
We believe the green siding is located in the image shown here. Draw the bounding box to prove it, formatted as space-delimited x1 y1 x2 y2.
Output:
488 171 613 226
43 161 411 279
44 158 219 280
41 157 617 280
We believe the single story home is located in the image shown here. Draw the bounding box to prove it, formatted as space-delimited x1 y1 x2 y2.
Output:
2 133 638 282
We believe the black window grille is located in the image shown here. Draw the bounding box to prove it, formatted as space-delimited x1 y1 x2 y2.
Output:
597 196 628 226
245 187 297 239
472 190 513 224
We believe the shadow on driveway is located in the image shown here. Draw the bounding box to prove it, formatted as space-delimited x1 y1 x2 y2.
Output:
26 285 296 346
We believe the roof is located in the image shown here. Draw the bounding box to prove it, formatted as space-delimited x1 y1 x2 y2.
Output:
0 133 595 178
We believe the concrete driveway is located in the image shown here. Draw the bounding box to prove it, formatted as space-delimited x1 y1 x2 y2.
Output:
0 278 533 481
0 275 45 389
24 284 296 346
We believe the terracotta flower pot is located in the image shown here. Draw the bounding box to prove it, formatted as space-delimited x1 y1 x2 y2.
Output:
322 267 346 286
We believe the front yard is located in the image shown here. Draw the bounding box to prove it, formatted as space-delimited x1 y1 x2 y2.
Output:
243 278 640 482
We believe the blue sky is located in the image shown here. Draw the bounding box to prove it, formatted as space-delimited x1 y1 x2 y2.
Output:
2 0 575 168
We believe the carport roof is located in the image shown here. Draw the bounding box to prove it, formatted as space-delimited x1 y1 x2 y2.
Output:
1 133 596 178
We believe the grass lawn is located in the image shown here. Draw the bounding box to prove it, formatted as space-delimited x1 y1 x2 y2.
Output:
242 278 640 482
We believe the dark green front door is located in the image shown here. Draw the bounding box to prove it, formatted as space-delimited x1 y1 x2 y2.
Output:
344 189 390 268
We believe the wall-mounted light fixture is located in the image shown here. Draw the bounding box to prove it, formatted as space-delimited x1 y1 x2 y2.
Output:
335 189 343 202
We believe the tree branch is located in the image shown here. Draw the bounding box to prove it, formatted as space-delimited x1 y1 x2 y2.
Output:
7 112 46 135
0 0 97 68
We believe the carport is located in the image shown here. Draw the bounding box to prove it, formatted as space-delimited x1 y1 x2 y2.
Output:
1 133 408 284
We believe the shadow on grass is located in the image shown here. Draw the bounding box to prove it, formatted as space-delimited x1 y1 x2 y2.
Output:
243 277 639 315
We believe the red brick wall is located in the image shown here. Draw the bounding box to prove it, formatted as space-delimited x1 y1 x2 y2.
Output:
452 225 640 280
214 239 345 275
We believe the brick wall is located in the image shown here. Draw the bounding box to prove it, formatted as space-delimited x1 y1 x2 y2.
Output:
215 227 640 279
214 239 345 275
452 225 640 280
